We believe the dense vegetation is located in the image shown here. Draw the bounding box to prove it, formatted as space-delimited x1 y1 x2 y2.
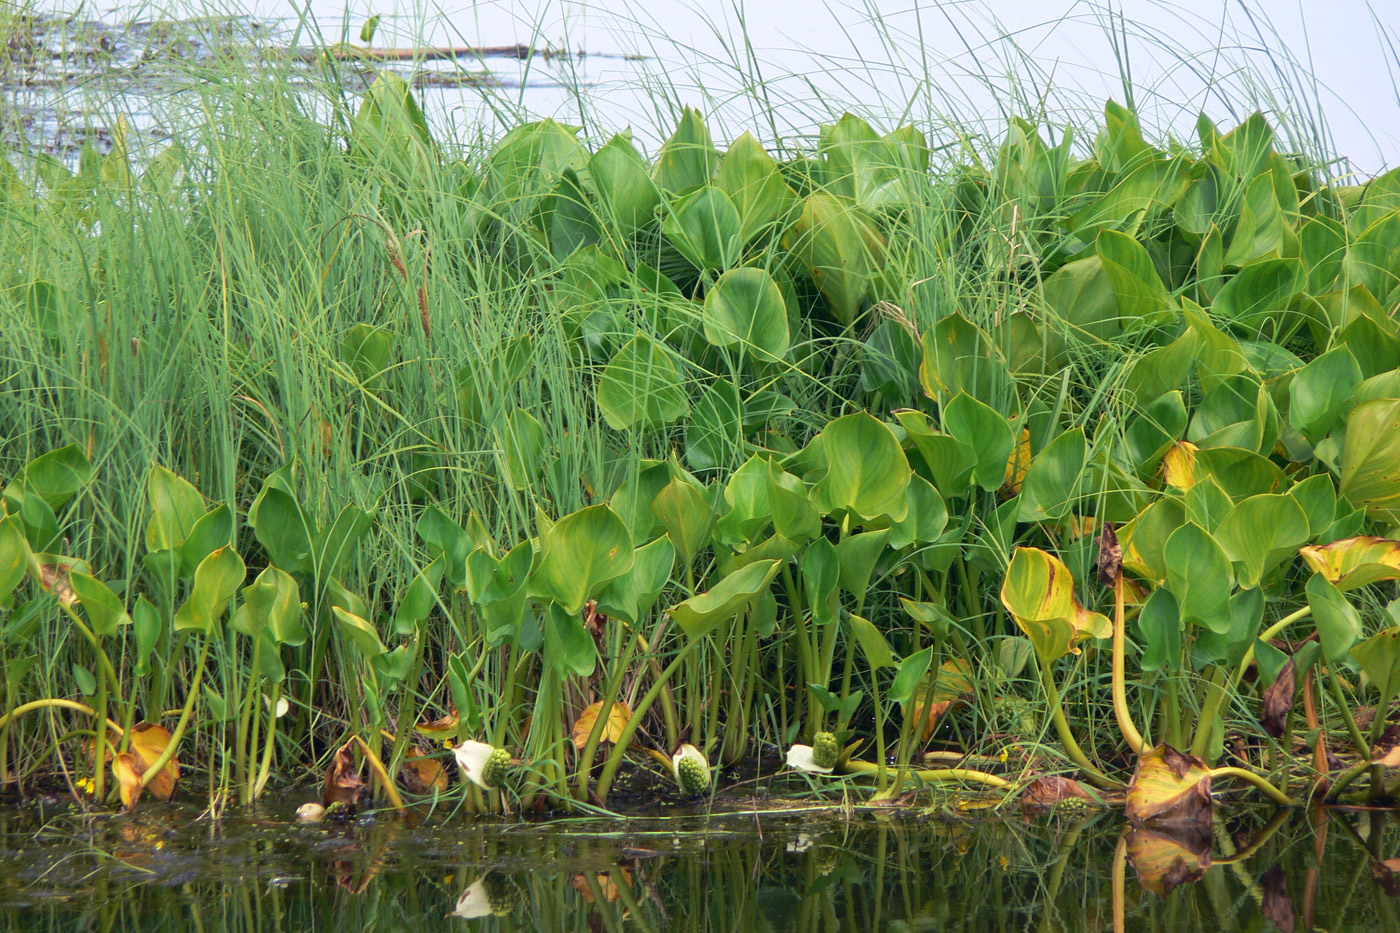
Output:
3 42 1400 824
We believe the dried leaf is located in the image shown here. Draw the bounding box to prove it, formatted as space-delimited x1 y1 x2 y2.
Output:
1261 658 1297 739
909 658 974 742
111 752 145 809
1096 521 1122 586
571 699 634 750
571 868 632 904
322 740 368 810
108 722 179 809
1126 744 1213 827
416 709 460 738
400 746 448 794
1373 745 1400 767
1020 775 1096 811
1125 825 1211 896
38 561 76 606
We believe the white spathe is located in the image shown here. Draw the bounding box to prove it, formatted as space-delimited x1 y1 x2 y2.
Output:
453 739 497 790
786 744 834 774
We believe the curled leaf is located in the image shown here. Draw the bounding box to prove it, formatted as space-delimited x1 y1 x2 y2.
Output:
1126 744 1213 827
1260 658 1296 739
1096 521 1122 586
570 699 634 750
1299 536 1400 591
322 740 368 810
1020 775 1096 812
400 747 448 794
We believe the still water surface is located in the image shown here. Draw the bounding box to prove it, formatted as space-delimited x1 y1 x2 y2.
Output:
0 798 1398 931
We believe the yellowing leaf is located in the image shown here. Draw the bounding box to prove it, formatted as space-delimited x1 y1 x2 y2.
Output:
1161 441 1199 490
1299 536 1400 591
570 699 634 749
401 747 449 794
1125 825 1211 896
1002 426 1032 493
110 722 180 809
1000 547 1111 663
1126 744 1213 827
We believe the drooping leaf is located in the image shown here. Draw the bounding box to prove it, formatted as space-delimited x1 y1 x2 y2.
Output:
173 547 245 633
1300 536 1400 591
669 559 782 639
812 412 910 523
999 547 1111 663
597 333 690 431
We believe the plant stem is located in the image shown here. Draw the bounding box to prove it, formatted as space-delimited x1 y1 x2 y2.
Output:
1206 766 1296 806
1036 652 1121 789
138 633 213 793
1111 575 1145 755
596 641 699 803
839 760 1012 789
1324 665 1371 760
1190 667 1228 761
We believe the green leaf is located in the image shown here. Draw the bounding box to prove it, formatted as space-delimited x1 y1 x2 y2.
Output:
1137 587 1181 673
178 505 233 579
597 333 690 430
497 408 546 491
1213 493 1310 588
1163 523 1232 633
1289 346 1362 443
1352 628 1400 702
1017 428 1088 523
68 572 130 638
812 412 911 523
340 323 396 388
1340 398 1400 520
250 485 314 575
889 475 947 549
231 565 306 646
651 476 715 564
596 537 676 624
715 132 797 244
331 605 387 658
802 537 840 626
1097 229 1171 319
1214 258 1306 331
835 529 891 607
894 409 975 496
589 133 660 232
173 547 246 633
669 559 782 639
392 557 443 636
0 516 27 610
890 646 935 704
782 192 885 325
687 381 742 472
766 461 822 544
146 465 206 551
544 602 597 677
529 505 634 614
702 267 789 360
133 597 162 676
2 445 91 513
944 393 1014 492
918 313 1014 411
662 186 742 272
1309 573 1363 663
849 615 895 669
652 106 717 193
417 505 472 588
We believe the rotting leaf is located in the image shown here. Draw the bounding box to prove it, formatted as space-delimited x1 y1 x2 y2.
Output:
322 740 368 810
1261 657 1297 739
1125 824 1211 896
1097 520 1122 586
416 708 460 739
1126 744 1213 827
909 658 974 742
1020 775 1096 812
571 699 634 750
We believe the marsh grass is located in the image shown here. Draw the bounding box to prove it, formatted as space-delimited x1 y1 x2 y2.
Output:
0 0 1396 810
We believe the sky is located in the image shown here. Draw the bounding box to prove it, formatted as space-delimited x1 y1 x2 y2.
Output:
61 0 1400 174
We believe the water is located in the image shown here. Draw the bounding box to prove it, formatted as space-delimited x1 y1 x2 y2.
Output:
4 1 1398 174
0 797 1398 930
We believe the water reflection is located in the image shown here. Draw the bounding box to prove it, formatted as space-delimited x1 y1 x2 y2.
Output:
2 800 1400 930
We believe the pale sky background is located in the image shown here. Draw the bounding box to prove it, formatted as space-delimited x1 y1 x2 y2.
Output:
56 0 1400 175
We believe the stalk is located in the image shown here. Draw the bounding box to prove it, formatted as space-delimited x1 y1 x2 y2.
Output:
595 641 700 802
1111 575 1146 755
138 633 213 793
574 635 638 800
1190 667 1228 761
1035 652 1121 789
1324 666 1371 760
1206 766 1296 806
839 760 1012 789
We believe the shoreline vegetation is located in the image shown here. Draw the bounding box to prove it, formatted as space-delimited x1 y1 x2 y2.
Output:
1 4 1400 834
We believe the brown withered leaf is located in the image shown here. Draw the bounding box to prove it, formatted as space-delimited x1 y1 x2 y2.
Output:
38 561 77 606
1125 824 1211 896
1096 521 1122 586
1126 744 1213 827
322 740 368 810
571 699 634 750
910 658 974 742
1373 745 1400 767
111 752 145 809
1261 865 1296 932
400 746 448 794
1020 775 1096 812
1261 658 1297 739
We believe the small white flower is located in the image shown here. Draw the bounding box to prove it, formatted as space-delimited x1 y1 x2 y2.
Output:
264 695 290 718
671 743 711 796
454 740 510 790
453 879 493 918
785 744 834 774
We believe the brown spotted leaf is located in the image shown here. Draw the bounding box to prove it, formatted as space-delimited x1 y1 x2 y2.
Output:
1125 824 1211 896
1261 658 1297 739
1126 744 1213 827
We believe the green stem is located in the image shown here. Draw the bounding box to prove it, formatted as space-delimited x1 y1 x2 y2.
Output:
1111 576 1146 755
596 641 700 803
1190 667 1228 762
1325 665 1371 760
1206 766 1296 807
139 633 213 792
575 636 638 800
839 760 1012 789
1036 652 1121 789
1233 606 1312 690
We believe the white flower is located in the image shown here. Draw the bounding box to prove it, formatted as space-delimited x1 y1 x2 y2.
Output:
671 743 711 796
453 879 493 919
264 694 289 718
454 740 510 790
786 744 834 774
